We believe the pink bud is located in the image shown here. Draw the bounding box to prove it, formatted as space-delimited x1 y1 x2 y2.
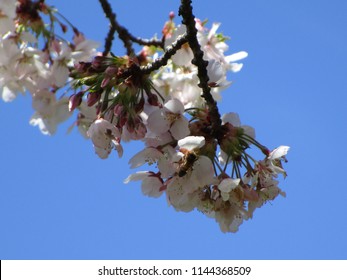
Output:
60 23 67 33
105 66 118 76
118 111 128 128
68 91 84 111
169 11 175 20
113 104 123 116
114 104 128 128
147 93 159 106
101 77 111 88
87 91 101 107
126 117 135 133
134 97 145 113
261 146 270 157
74 62 91 73
92 56 106 71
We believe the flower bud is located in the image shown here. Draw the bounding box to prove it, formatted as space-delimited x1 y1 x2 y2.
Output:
134 97 145 113
87 91 101 107
74 62 91 74
113 104 123 117
126 117 136 133
91 56 108 71
60 23 67 33
68 91 84 111
101 77 111 88
114 104 128 128
147 92 159 106
105 65 118 76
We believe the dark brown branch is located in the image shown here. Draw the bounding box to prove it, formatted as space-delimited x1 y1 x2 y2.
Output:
98 0 134 56
128 36 164 49
98 0 164 56
141 34 187 74
179 0 222 136
118 34 188 79
98 0 117 56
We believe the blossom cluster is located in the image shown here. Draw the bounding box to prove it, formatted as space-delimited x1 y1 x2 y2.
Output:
0 0 98 134
1 1 289 233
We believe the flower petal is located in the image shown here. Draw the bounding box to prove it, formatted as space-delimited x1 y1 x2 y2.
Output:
178 136 205 151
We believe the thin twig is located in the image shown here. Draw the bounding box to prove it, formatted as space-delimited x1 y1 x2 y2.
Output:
129 36 164 49
98 0 134 56
141 34 188 74
98 0 117 56
118 34 188 79
98 0 164 56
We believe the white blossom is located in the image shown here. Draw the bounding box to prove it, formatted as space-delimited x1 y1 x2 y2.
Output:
147 99 190 140
218 178 240 201
87 118 121 159
124 171 164 198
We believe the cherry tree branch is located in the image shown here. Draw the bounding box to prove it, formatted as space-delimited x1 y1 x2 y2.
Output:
141 34 188 74
98 0 117 56
118 34 188 81
129 36 164 49
178 0 222 136
98 0 164 56
98 0 134 56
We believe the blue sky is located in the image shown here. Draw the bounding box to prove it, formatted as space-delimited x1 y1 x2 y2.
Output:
1 0 347 259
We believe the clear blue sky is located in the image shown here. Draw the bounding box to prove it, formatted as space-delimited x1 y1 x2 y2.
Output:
1 0 347 259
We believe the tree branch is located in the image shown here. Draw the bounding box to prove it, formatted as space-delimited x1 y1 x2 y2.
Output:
98 0 134 56
98 0 117 56
98 0 164 56
178 0 222 136
141 34 187 74
128 36 164 49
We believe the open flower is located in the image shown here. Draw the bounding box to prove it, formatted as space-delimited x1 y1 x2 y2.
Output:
30 90 72 135
147 98 190 140
124 171 164 198
164 25 193 67
218 178 240 201
87 118 122 159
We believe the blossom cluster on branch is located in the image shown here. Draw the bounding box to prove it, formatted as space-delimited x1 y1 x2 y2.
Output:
0 0 289 233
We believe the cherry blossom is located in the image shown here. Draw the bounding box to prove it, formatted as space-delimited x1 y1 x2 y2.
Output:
0 0 17 19
124 171 164 198
87 118 122 159
0 1 289 233
147 99 190 140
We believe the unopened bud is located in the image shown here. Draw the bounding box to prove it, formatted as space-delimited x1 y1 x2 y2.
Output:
92 56 107 71
101 76 111 88
60 23 68 33
113 104 123 116
105 66 118 76
169 11 175 20
260 146 270 156
147 93 159 106
74 61 91 74
134 97 145 113
101 66 118 88
114 104 128 128
126 117 135 133
87 91 101 107
69 91 84 111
